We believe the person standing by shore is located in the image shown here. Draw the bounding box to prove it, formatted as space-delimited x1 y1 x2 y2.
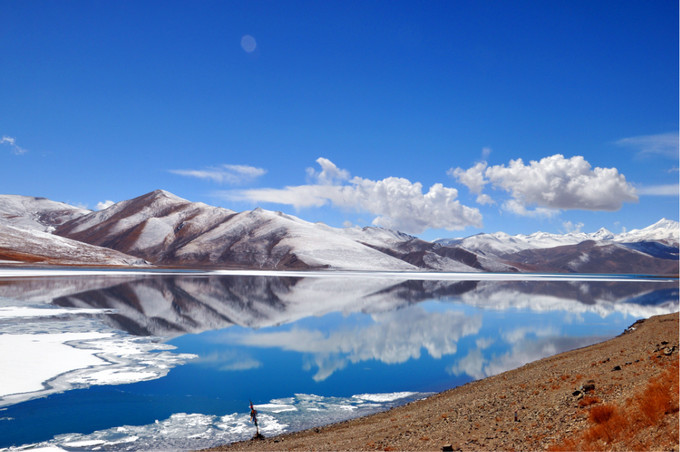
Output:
249 401 262 439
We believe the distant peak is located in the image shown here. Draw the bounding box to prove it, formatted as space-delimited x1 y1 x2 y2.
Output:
593 227 614 240
150 189 174 197
141 189 186 202
649 218 678 228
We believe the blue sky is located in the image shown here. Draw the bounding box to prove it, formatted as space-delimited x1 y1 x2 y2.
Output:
1 0 677 240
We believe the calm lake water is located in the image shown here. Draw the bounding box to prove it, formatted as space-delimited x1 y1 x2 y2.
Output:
0 270 677 450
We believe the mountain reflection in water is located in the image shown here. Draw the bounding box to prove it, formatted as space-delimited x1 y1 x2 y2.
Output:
23 275 674 337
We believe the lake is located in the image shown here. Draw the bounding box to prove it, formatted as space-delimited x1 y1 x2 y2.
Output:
0 269 677 450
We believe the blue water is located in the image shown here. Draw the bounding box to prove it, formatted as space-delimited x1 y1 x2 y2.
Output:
0 273 677 450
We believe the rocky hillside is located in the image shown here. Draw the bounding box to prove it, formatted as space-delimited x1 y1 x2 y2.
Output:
0 223 148 267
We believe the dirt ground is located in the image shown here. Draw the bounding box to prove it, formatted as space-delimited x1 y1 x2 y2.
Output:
207 311 679 451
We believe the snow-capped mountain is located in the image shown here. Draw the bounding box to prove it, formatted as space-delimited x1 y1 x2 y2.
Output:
0 194 90 232
0 190 677 274
615 218 680 246
438 219 679 257
54 190 420 270
55 190 238 263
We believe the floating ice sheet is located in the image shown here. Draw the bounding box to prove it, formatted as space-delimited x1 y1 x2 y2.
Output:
0 306 113 319
12 392 425 451
0 303 196 408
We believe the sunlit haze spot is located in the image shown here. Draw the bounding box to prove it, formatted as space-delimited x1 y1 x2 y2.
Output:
240 35 257 53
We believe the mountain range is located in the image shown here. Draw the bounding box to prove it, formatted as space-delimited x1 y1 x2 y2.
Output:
0 190 677 274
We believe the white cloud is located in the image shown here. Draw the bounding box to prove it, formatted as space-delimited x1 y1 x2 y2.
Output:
562 220 585 233
481 147 492 160
502 200 558 218
486 155 638 210
451 155 638 216
1 136 27 155
615 132 679 159
636 184 679 196
448 161 488 194
306 157 350 185
169 164 267 185
475 194 495 205
96 200 116 210
223 158 482 234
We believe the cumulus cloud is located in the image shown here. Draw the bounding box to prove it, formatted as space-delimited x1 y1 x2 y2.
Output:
306 157 350 185
615 132 679 159
96 200 116 210
448 162 488 194
502 200 558 218
1 136 27 155
486 155 638 210
170 164 267 185
475 194 495 205
222 158 482 234
450 154 637 216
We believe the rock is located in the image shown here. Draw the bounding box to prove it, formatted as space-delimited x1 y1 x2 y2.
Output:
442 445 454 451
663 346 675 356
581 383 595 393
612 365 622 371
572 390 581 397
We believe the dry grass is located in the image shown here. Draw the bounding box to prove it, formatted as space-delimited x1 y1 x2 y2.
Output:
589 405 615 424
551 357 679 451
577 396 602 408
638 370 676 424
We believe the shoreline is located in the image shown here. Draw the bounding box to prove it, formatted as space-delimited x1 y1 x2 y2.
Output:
208 312 679 451
1 266 677 282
